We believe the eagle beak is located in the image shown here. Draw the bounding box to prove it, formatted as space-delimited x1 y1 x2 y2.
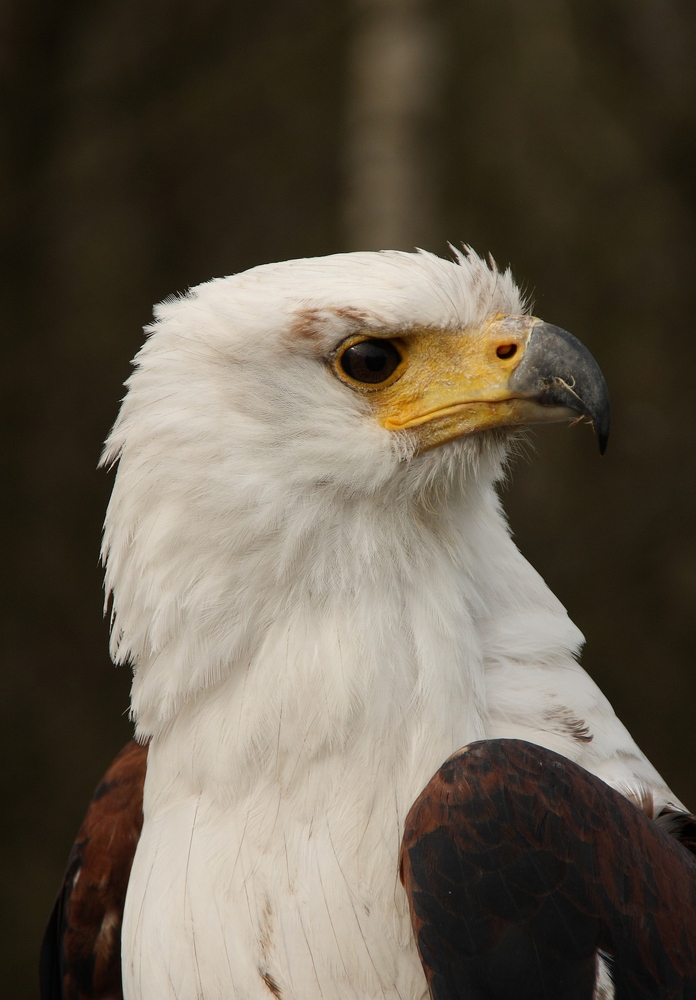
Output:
378 315 610 455
508 320 610 455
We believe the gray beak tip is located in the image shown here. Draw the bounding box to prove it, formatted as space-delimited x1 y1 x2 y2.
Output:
510 322 611 457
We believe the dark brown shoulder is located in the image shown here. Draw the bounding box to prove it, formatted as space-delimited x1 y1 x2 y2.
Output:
400 739 696 1000
40 739 148 1000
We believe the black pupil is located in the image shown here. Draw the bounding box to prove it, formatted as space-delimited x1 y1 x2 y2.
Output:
340 339 401 384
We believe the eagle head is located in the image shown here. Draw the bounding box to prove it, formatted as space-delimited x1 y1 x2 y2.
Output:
100 248 607 736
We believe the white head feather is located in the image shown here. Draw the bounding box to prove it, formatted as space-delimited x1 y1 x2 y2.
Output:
101 248 526 738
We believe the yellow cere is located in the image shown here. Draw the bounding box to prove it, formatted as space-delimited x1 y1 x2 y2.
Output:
334 314 564 453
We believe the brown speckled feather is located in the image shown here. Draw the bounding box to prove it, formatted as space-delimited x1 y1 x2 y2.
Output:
400 739 696 1000
40 740 148 1000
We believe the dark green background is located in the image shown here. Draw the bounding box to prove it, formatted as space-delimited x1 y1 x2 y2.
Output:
2 1 695 995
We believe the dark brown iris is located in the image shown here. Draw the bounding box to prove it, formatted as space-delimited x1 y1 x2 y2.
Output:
339 339 402 384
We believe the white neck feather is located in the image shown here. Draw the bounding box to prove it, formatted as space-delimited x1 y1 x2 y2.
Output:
122 445 510 809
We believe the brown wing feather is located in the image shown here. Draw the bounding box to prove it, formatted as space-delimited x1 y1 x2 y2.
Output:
400 739 696 1000
40 739 148 1000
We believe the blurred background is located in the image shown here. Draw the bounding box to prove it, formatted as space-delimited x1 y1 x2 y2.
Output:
2 0 696 994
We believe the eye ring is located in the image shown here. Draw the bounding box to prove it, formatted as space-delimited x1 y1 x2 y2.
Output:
332 336 406 389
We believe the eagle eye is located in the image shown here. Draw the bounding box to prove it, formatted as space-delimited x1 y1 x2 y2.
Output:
338 339 402 385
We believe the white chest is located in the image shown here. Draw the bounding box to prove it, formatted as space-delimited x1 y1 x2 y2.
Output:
122 709 485 1000
121 536 492 1000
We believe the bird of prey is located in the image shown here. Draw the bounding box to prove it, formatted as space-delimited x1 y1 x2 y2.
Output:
41 249 696 1000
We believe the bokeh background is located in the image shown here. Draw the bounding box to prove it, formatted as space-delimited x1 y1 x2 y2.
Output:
2 0 696 994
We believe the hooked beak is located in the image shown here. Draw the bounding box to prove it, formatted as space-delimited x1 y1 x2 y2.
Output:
343 314 610 455
508 320 610 455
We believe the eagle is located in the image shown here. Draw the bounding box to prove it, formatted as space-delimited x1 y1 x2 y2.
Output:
41 249 696 1000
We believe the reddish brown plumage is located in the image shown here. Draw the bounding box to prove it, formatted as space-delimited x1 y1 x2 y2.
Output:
400 739 696 1000
40 740 148 1000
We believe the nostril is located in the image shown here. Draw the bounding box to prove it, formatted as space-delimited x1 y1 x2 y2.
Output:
496 344 518 359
